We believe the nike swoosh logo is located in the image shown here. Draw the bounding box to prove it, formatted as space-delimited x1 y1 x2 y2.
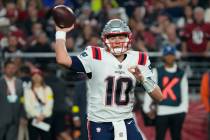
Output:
128 120 133 124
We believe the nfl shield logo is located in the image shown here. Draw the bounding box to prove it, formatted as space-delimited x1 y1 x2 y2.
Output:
118 65 122 69
96 127 101 133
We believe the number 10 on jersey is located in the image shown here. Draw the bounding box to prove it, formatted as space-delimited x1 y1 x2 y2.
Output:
105 76 133 106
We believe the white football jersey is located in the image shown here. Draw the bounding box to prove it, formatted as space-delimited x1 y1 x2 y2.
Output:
77 46 153 122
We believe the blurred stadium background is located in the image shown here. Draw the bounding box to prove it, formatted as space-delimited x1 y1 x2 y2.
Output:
0 0 209 140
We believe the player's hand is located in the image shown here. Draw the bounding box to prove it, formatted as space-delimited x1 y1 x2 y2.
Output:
20 118 28 126
146 111 156 119
56 24 74 32
128 66 145 82
73 119 81 127
36 114 45 123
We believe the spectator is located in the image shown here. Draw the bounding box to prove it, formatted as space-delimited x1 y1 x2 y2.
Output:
17 65 31 140
24 4 45 36
151 11 172 39
181 7 210 54
5 1 19 25
161 24 182 51
0 59 24 140
144 4 158 27
17 65 29 140
44 65 73 140
2 35 22 53
26 22 44 47
143 46 189 140
131 21 156 52
129 6 145 25
162 0 188 18
18 65 31 88
129 7 152 51
150 11 171 49
189 0 202 9
153 11 172 52
42 0 74 9
72 80 88 140
5 2 26 42
24 69 54 140
0 0 6 18
117 0 143 17
108 7 128 22
176 5 193 29
26 32 53 67
27 32 52 52
77 3 96 26
97 0 119 28
74 23 95 50
16 0 43 11
200 71 210 140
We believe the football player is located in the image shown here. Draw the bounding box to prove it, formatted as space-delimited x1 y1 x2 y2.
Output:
55 19 163 140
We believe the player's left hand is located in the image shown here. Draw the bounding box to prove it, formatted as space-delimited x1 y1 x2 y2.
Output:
128 66 145 82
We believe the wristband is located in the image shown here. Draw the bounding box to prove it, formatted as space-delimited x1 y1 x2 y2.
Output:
55 31 66 41
141 77 156 93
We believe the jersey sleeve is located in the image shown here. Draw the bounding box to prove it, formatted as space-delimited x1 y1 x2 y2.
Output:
144 56 153 78
77 46 93 73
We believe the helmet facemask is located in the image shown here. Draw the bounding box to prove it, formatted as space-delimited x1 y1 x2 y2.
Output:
103 33 132 55
102 19 132 56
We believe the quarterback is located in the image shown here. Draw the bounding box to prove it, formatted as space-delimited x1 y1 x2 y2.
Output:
55 19 163 140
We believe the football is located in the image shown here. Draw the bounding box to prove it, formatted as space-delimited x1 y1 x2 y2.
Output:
52 5 76 28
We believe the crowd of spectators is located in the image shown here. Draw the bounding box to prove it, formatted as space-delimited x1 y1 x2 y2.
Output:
0 0 210 58
0 0 210 140
0 0 209 72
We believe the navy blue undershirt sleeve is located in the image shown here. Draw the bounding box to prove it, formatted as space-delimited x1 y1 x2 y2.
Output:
70 56 92 79
70 56 86 73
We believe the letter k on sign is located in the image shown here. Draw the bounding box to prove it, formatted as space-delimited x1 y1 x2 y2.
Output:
162 76 179 101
